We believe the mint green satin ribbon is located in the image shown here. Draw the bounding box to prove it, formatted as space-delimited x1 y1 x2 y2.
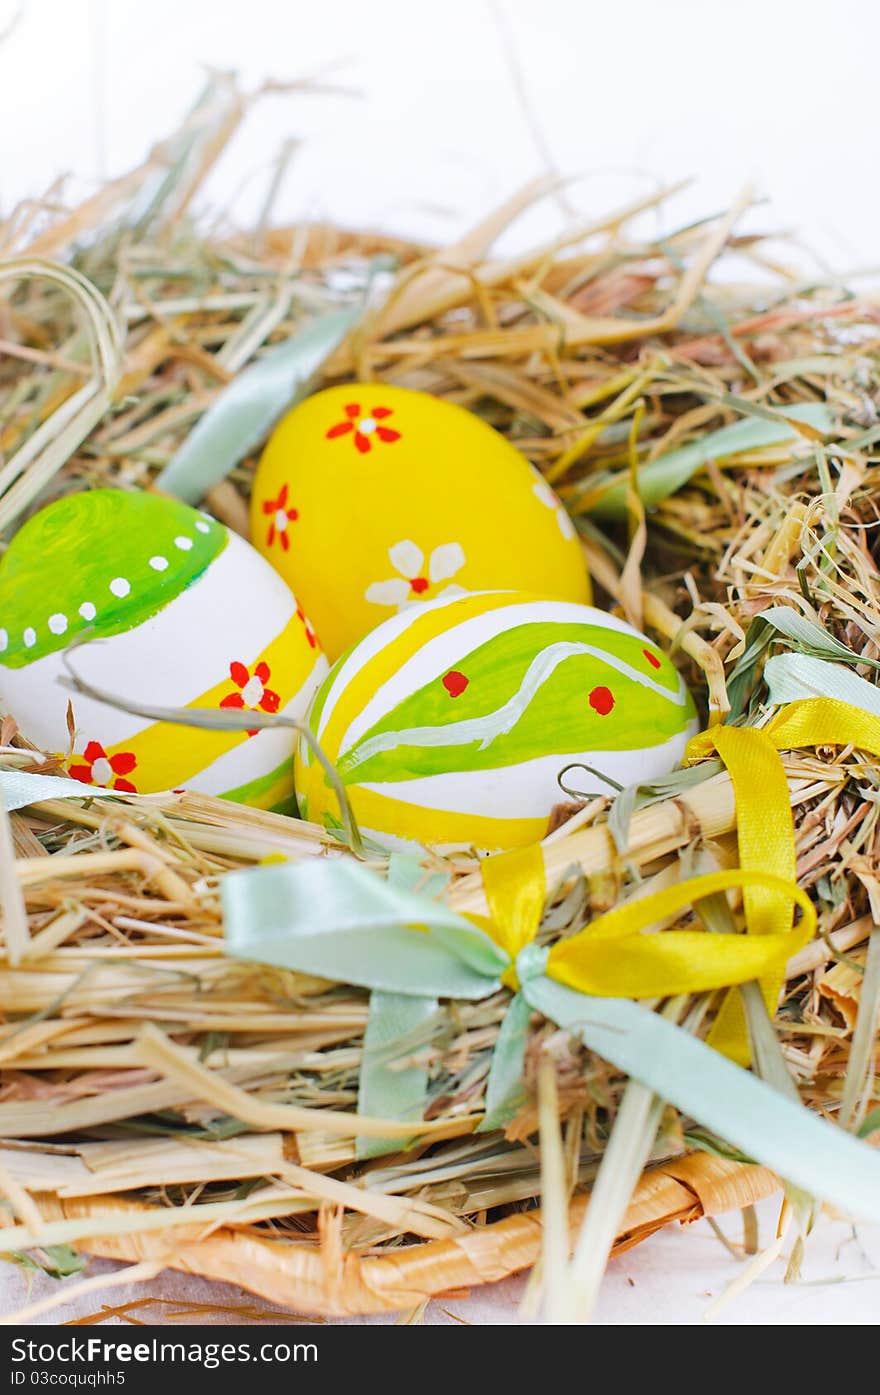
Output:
357 991 439 1160
155 304 363 504
222 857 880 1220
356 857 446 1159
1 769 129 812
225 858 505 996
766 651 880 717
586 403 831 519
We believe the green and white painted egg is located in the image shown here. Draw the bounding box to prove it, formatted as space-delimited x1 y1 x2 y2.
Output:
0 488 327 811
294 590 697 851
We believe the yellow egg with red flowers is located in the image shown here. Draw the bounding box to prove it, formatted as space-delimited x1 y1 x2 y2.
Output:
251 384 590 659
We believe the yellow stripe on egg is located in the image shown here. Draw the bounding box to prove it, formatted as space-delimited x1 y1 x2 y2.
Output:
84 611 323 793
316 591 516 760
295 591 697 853
350 786 547 850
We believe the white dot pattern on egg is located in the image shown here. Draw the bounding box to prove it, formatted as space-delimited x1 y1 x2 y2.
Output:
0 488 328 811
295 591 697 852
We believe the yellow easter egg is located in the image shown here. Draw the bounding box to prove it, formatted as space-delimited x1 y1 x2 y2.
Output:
295 591 697 853
252 384 590 659
0 489 327 812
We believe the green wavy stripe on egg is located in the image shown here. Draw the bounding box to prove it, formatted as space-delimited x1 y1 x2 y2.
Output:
296 593 698 853
339 620 693 784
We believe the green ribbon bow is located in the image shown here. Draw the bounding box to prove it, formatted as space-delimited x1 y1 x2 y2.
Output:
222 856 880 1222
11 765 880 1222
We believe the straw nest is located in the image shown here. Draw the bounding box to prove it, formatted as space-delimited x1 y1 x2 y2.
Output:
1 77 879 1321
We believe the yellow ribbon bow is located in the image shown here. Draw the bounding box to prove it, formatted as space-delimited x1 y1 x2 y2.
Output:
479 851 815 1016
686 696 880 1060
478 697 880 1066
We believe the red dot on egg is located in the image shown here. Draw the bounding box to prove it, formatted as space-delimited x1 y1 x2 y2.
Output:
589 685 615 716
443 670 469 698
643 648 661 669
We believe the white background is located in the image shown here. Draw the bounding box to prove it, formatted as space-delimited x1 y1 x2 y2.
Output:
1 0 878 1326
1 0 878 271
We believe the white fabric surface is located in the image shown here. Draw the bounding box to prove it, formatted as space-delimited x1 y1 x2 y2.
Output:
2 1198 879 1325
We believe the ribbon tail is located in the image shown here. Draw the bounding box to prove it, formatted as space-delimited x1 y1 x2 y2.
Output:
706 724 796 1065
356 991 438 1160
709 970 782 1066
1 769 132 811
479 992 532 1133
156 304 363 503
522 976 880 1224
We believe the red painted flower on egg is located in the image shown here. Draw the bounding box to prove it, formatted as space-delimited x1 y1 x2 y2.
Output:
262 483 298 551
221 660 281 737
69 741 138 793
326 402 401 454
297 606 318 649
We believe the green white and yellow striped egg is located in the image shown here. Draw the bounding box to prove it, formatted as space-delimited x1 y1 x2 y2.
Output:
295 591 697 851
0 488 327 811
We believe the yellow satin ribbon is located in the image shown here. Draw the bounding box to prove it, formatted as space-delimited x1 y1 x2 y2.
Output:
480 853 815 1002
479 698 879 1067
685 696 880 1061
686 696 880 765
481 844 547 959
702 725 795 1061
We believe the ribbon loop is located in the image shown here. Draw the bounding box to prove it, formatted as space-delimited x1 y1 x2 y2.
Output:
481 844 546 959
222 858 506 999
686 697 880 1062
218 695 880 1227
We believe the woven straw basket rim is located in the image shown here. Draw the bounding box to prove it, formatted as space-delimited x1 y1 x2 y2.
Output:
43 1157 778 1317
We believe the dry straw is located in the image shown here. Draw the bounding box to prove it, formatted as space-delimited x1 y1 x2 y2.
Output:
1 74 879 1320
